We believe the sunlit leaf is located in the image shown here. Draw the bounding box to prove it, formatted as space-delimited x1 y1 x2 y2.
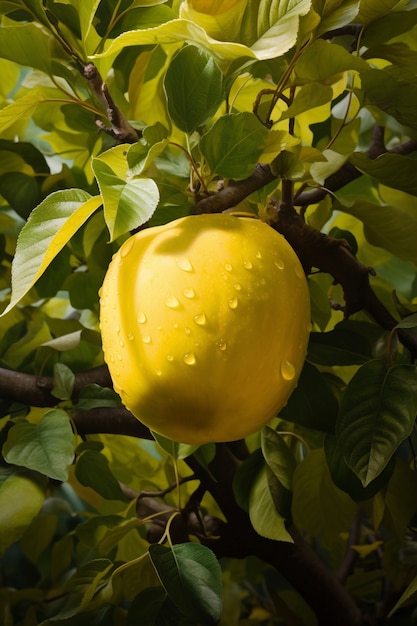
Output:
294 39 368 84
149 542 222 625
0 468 46 555
335 360 417 486
239 0 312 57
92 146 159 241
355 0 411 26
164 44 224 133
279 83 333 120
200 112 268 178
0 87 65 135
3 410 76 482
313 0 360 36
0 23 53 72
152 431 199 460
1 190 101 316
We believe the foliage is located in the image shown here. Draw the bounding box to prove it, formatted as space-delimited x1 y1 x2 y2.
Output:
0 0 417 624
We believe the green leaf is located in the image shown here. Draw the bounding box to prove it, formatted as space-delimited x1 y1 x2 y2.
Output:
127 587 168 626
52 362 75 400
362 8 417 47
92 146 159 241
1 190 101 316
350 152 417 196
324 434 394 501
292 448 357 547
163 44 224 133
388 572 417 618
248 464 293 542
279 83 334 120
361 66 417 130
66 558 114 614
395 312 417 330
261 426 296 491
149 542 222 625
74 384 122 410
152 431 199 460
239 0 312 57
75 449 127 501
294 39 368 84
335 360 417 486
3 410 75 482
308 320 382 366
200 112 268 179
0 468 46 555
232 448 264 512
338 198 417 265
280 361 339 432
76 515 145 556
127 138 169 177
313 0 360 36
0 23 53 72
0 86 64 135
356 0 411 26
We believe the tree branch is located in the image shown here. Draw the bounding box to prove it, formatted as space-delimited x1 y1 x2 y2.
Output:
82 63 140 144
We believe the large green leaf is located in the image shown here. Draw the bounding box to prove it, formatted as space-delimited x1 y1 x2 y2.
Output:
163 44 224 133
239 0 312 57
92 145 159 241
361 66 417 130
362 8 417 47
307 320 382 366
338 198 417 265
355 0 411 26
0 22 53 72
76 515 145 556
350 152 417 196
279 83 333 120
280 361 339 432
75 449 127 502
1 190 101 316
0 467 46 555
294 39 368 84
249 464 293 542
261 426 296 491
0 87 66 135
312 0 360 36
335 360 417 487
200 112 268 179
3 410 76 482
148 542 222 625
292 448 357 547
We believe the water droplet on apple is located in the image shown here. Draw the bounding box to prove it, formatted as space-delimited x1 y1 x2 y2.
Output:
224 263 233 272
176 257 193 272
275 259 284 270
127 333 134 341
184 327 191 335
281 360 295 381
234 283 242 291
166 296 180 308
137 311 147 324
143 335 152 344
228 296 239 309
216 340 227 351
183 352 196 365
243 260 253 270
183 288 196 299
255 250 262 259
167 354 174 362
193 313 207 326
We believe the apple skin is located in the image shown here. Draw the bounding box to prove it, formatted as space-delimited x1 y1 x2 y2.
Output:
99 214 311 444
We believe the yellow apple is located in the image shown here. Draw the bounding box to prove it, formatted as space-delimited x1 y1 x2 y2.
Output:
99 213 310 444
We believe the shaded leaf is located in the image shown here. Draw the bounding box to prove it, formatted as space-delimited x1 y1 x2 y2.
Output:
52 362 75 401
249 465 293 542
308 320 382 366
292 448 357 547
76 515 145 556
361 66 417 130
261 426 296 491
1 190 101 316
0 22 53 72
164 44 224 133
152 431 199 460
149 542 222 625
75 449 127 502
280 361 338 432
335 360 417 486
3 410 75 482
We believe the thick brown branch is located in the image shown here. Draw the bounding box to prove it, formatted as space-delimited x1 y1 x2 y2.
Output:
82 63 140 144
193 163 277 214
